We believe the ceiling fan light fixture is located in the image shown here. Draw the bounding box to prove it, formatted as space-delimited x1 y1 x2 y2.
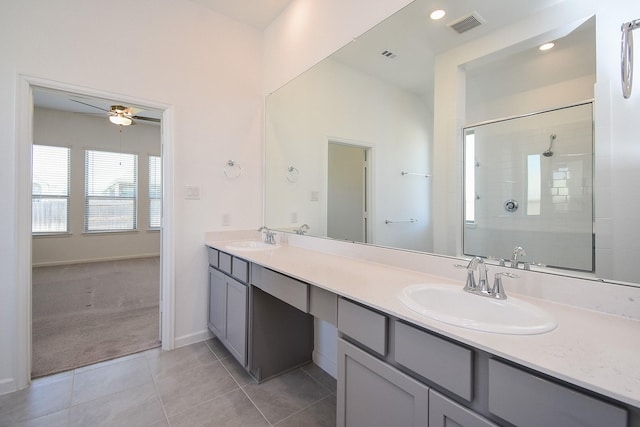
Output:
109 114 133 126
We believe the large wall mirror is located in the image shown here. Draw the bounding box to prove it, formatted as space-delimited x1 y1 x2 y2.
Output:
265 0 640 287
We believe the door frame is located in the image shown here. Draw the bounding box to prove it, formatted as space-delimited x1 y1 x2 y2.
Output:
15 75 176 390
324 137 374 244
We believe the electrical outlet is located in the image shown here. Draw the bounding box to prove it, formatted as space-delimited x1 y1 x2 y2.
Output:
290 212 298 223
310 191 320 202
222 213 231 226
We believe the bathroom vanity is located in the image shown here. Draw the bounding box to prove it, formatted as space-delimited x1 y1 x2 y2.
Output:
207 246 314 382
205 232 640 426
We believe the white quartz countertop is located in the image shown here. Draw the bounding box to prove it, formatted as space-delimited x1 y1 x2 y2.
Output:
205 238 640 409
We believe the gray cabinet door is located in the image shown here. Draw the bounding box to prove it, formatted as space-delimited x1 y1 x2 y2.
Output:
225 277 248 365
429 390 497 427
337 338 429 427
208 267 226 338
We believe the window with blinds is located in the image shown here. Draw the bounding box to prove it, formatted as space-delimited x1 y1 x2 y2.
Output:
32 145 70 233
149 155 161 229
85 150 138 232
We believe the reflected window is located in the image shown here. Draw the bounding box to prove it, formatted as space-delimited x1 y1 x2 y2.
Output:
527 154 541 215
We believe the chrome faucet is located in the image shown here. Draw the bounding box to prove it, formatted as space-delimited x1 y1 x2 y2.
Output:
294 224 310 235
457 257 518 299
463 257 488 293
258 226 277 245
510 246 527 268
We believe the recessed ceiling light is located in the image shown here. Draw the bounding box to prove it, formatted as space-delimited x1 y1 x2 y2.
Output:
430 9 446 20
539 42 555 51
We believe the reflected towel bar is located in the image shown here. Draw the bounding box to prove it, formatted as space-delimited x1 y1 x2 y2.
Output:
401 172 431 178
385 218 418 224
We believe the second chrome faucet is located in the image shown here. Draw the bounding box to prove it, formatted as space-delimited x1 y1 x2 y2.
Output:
457 256 517 300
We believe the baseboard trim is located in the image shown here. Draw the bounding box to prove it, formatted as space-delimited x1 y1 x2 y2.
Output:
174 329 213 349
32 253 160 268
0 378 18 396
313 350 337 379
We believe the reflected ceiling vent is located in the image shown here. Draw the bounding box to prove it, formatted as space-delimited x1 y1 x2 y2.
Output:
448 11 485 34
380 49 397 59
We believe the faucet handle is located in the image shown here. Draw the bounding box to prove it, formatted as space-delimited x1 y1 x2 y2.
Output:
454 263 478 291
487 256 507 267
492 272 518 300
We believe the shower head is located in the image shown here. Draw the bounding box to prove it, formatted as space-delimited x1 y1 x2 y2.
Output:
543 134 556 157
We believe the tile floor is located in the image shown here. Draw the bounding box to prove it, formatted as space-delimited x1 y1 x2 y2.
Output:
0 339 337 427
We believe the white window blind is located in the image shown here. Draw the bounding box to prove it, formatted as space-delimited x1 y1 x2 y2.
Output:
85 150 138 232
32 145 70 233
149 155 161 229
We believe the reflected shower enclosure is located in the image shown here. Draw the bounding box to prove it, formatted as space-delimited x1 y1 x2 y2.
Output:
463 102 594 272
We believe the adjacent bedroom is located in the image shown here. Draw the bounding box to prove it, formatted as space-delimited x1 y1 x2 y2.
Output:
30 88 163 378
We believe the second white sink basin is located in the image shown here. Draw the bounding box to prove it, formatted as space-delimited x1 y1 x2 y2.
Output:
399 283 556 335
225 240 280 251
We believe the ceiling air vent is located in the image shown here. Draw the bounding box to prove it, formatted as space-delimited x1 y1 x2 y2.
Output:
380 49 397 59
448 11 485 34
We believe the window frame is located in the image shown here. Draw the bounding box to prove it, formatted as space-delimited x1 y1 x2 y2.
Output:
148 154 162 230
84 149 139 233
32 144 71 235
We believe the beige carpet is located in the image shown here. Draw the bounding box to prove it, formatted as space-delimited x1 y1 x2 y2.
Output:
32 257 161 378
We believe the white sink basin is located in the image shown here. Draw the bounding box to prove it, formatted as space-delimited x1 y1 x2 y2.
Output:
225 240 280 251
399 283 556 335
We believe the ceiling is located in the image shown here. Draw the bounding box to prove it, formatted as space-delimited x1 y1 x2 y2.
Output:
33 88 163 125
329 0 587 101
189 0 294 30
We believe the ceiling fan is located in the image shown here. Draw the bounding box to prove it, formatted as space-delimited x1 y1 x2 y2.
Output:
70 99 161 126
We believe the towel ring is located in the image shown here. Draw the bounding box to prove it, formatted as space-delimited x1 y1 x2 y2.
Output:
286 165 299 183
224 160 242 179
621 19 640 98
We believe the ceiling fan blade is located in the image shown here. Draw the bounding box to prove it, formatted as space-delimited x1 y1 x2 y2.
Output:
132 115 161 123
69 99 110 112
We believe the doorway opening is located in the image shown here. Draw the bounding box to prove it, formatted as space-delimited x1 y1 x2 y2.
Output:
327 141 371 243
13 77 174 385
30 88 163 377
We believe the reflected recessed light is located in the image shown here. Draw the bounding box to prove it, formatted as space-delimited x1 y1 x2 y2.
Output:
430 9 446 20
539 42 555 51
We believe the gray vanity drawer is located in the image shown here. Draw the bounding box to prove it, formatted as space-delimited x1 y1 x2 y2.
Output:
310 286 337 326
338 298 387 357
394 321 473 401
250 264 309 312
488 359 627 427
231 257 249 283
207 247 219 268
219 252 232 275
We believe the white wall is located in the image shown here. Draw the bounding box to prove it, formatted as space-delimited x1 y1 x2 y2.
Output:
265 58 433 252
32 108 161 266
1 0 263 393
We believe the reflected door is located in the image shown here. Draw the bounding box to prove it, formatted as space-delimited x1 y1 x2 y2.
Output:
327 142 367 243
